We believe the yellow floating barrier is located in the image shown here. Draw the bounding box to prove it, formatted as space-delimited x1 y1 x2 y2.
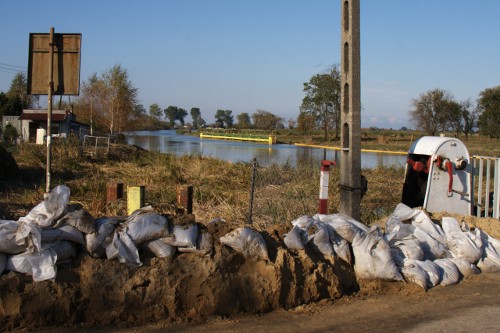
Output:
294 143 407 155
200 132 276 144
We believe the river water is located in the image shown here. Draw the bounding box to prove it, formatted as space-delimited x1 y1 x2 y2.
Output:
125 130 407 169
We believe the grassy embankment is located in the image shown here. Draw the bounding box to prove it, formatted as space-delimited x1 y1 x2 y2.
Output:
1 139 404 228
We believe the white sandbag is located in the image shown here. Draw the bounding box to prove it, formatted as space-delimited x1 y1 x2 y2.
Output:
0 220 42 254
414 260 441 289
392 203 420 221
283 226 306 250
352 226 403 281
220 227 269 261
434 258 460 286
6 248 58 282
0 252 6 274
106 231 141 267
476 229 500 273
178 231 214 256
143 238 176 258
386 234 424 266
442 217 482 264
307 222 335 257
291 215 317 231
385 214 415 239
123 212 170 245
41 225 85 244
330 229 352 264
314 213 368 242
54 203 95 234
85 217 124 258
413 227 450 260
411 210 446 245
401 259 428 290
172 223 198 248
19 185 70 228
449 257 480 278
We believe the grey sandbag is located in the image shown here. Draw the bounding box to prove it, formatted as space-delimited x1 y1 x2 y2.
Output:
106 231 142 267
449 257 480 278
476 228 500 273
178 230 214 256
0 220 42 254
43 240 78 264
41 225 85 244
385 233 424 266
85 217 124 258
220 227 269 261
307 222 335 257
18 185 70 228
54 203 95 234
172 223 198 248
143 238 176 258
413 227 450 260
352 225 403 281
123 211 170 245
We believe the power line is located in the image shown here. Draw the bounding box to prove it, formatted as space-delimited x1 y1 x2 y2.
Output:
0 62 26 70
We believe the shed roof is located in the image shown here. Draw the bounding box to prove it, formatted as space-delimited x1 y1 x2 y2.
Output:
19 110 68 122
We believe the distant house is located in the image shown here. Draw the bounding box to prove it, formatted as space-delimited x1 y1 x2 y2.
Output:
2 109 90 143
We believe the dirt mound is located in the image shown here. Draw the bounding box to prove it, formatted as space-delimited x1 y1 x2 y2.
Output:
0 223 358 332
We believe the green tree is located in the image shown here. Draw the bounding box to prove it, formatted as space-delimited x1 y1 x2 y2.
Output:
236 112 251 129
300 65 341 140
177 108 188 126
7 72 34 111
190 107 206 129
251 110 283 130
409 88 456 136
215 109 233 128
165 106 178 127
297 111 316 134
477 86 500 138
149 103 162 120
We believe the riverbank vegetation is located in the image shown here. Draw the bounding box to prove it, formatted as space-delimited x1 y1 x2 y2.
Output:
0 141 404 227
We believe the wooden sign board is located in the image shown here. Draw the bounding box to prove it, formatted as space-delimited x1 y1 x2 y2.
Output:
27 33 82 95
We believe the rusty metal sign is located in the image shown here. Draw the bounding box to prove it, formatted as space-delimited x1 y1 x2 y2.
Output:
27 33 82 95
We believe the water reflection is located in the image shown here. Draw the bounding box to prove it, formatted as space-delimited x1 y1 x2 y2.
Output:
125 130 407 169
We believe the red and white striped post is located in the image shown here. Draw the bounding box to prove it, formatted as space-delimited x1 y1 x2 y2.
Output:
319 160 336 214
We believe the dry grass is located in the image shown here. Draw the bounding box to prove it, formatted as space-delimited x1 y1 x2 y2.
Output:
1 141 406 228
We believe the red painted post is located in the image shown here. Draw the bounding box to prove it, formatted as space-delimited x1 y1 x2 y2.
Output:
319 160 336 214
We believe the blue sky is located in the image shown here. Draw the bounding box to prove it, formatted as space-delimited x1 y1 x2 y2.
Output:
1 0 499 129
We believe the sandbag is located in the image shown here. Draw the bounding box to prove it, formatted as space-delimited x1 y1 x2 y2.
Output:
291 215 317 231
43 240 78 264
413 227 450 260
6 248 58 282
385 214 415 239
106 231 141 267
330 228 352 264
143 238 176 258
386 234 424 266
411 210 446 245
54 203 95 234
172 223 198 248
123 212 170 245
476 228 500 273
434 258 460 286
41 225 85 244
85 217 124 258
414 259 441 289
314 213 368 242
178 230 214 256
449 257 480 278
307 222 335 257
392 203 420 221
442 217 482 264
0 220 42 254
220 227 269 261
352 225 403 281
19 185 70 228
401 259 428 290
283 226 306 250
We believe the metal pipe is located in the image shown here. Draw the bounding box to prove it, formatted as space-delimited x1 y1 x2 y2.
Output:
45 27 54 195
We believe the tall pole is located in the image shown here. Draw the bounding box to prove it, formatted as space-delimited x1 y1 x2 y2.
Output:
46 27 54 195
339 0 361 220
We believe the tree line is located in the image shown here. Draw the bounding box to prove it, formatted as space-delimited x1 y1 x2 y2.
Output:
1 64 498 138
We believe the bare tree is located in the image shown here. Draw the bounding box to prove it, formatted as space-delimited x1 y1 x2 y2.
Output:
409 88 456 136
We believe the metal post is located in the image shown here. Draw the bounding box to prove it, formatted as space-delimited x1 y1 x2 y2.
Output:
45 27 55 195
248 158 257 224
319 160 335 214
177 185 193 214
339 0 362 220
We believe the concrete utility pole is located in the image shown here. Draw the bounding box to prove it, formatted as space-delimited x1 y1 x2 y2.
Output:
340 0 362 220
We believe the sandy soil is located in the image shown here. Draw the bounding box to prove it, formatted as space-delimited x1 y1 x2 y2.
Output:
1 216 499 332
